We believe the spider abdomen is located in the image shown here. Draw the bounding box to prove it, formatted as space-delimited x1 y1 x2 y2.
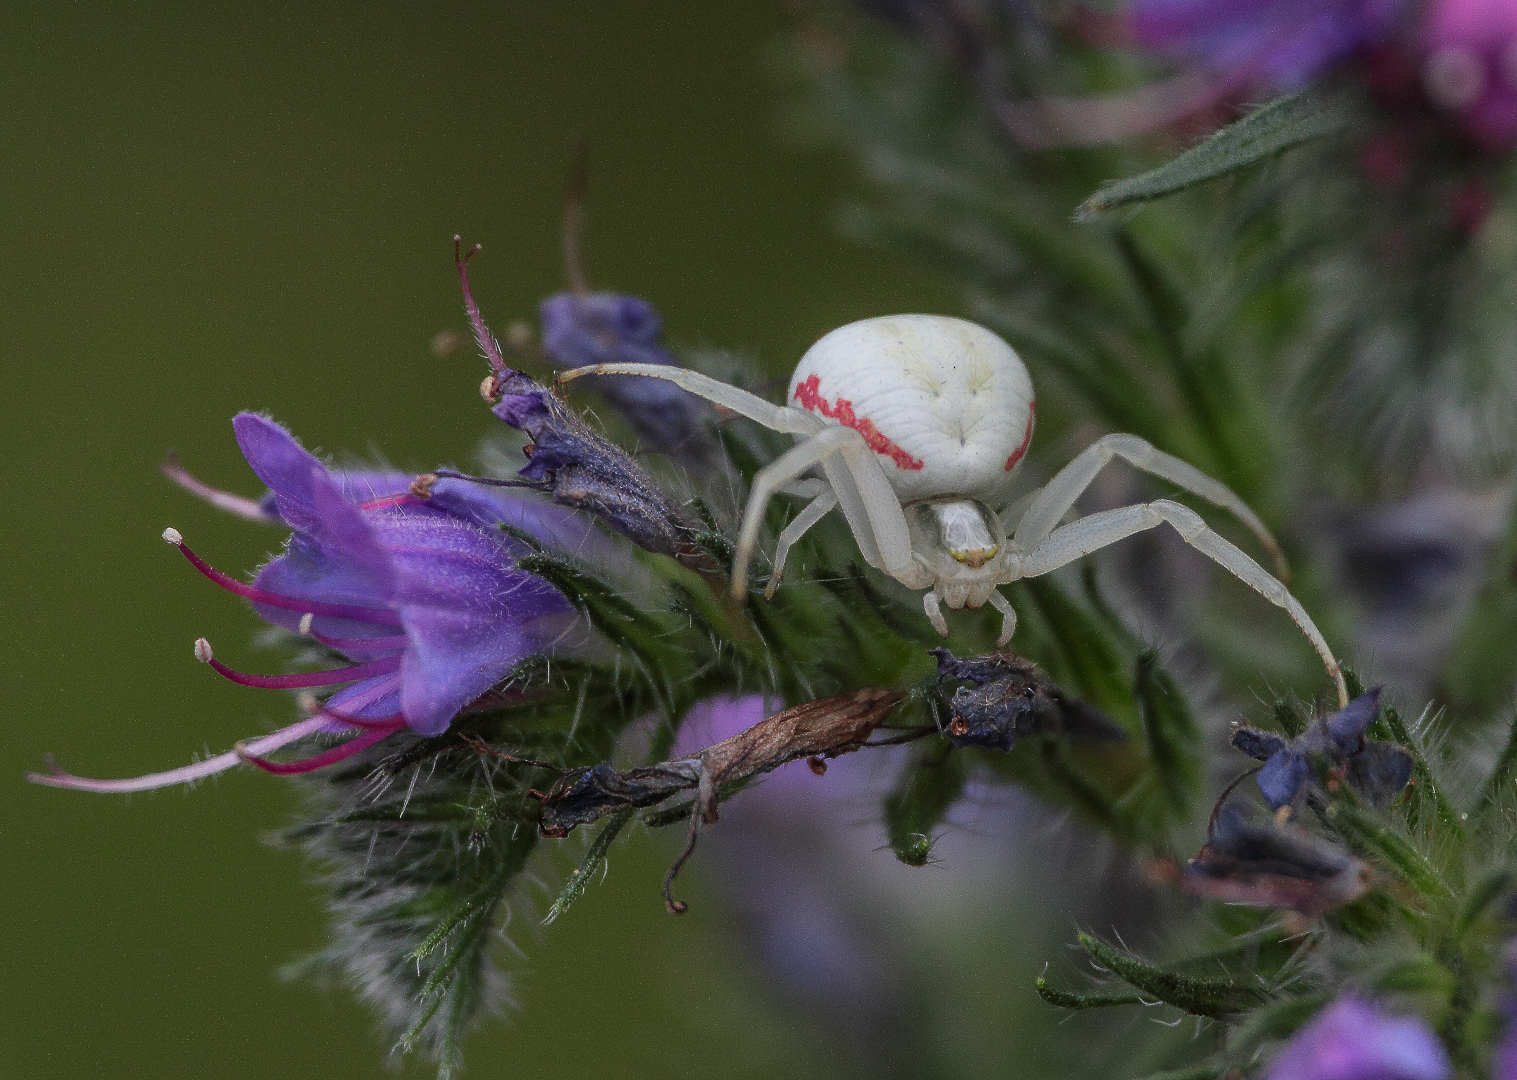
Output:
788 314 1035 503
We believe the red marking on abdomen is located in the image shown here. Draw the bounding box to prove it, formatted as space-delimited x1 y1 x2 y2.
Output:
1004 401 1035 471
793 375 924 471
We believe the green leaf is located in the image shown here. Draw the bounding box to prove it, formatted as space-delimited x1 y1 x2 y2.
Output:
1476 714 1517 821
1455 867 1513 941
1125 1068 1222 1080
1329 801 1448 901
1272 698 1308 740
1078 933 1267 1017
542 808 634 925
1075 92 1349 220
1226 993 1329 1059
1035 976 1144 1010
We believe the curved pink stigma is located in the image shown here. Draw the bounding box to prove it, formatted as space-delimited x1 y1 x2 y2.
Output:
237 720 406 775
195 637 401 689
162 528 402 626
25 714 333 794
161 453 284 524
455 235 509 375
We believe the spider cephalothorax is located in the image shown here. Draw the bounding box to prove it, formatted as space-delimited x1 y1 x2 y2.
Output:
561 314 1347 707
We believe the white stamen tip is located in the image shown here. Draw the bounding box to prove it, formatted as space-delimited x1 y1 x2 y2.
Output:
193 637 214 663
296 691 320 716
162 527 183 546
298 612 314 636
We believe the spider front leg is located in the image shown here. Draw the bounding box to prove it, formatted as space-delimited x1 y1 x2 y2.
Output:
988 589 1017 646
923 591 949 637
765 488 838 599
733 427 861 600
559 362 825 435
1020 498 1347 706
1012 433 1286 579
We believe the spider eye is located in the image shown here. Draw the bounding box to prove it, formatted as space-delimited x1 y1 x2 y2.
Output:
922 500 1000 569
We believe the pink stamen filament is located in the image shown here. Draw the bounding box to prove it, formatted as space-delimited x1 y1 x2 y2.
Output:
304 625 409 653
204 650 402 690
238 720 406 775
356 494 418 511
26 714 334 794
314 708 406 731
169 535 402 626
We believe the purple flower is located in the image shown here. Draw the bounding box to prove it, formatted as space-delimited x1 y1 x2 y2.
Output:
1129 0 1411 91
1232 689 1413 811
30 413 573 793
539 292 711 459
1265 996 1451 1080
1492 940 1517 1080
1422 0 1517 148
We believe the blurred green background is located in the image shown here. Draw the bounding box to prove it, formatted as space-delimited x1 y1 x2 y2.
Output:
1 3 1120 1077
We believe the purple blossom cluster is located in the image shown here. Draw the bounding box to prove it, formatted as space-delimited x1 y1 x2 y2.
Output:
1127 0 1517 147
1129 0 1411 92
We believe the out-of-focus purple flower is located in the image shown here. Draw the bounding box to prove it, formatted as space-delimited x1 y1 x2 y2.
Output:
1232 689 1413 811
1130 0 1411 91
539 292 712 459
1264 996 1451 1080
1422 0 1517 148
1492 940 1517 1080
30 413 573 794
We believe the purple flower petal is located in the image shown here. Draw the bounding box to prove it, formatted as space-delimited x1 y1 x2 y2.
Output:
237 413 572 738
1265 996 1451 1080
1258 750 1311 809
1424 0 1517 148
1130 0 1411 90
539 291 712 459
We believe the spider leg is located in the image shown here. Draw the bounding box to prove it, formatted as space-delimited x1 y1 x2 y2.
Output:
778 478 828 499
558 363 825 435
923 591 949 637
831 433 916 581
765 489 839 599
1011 433 1286 579
1020 499 1347 707
988 589 1018 646
732 427 861 600
818 454 882 569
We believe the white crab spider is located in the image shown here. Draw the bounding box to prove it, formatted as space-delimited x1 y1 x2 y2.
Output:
560 314 1347 707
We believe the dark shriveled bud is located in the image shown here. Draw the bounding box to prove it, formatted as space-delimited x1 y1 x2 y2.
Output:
1179 807 1373 919
931 649 1125 752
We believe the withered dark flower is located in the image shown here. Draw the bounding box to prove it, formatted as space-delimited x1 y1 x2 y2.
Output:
1232 688 1413 811
1181 807 1373 918
931 649 1124 752
454 239 701 559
